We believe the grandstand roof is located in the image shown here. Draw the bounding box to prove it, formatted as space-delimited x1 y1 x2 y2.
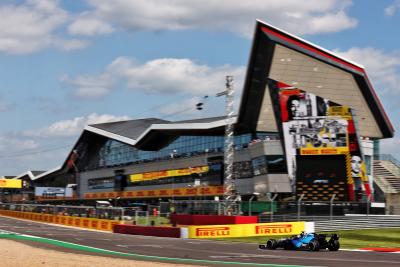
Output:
32 166 62 181
56 116 231 172
14 170 45 180
88 118 170 141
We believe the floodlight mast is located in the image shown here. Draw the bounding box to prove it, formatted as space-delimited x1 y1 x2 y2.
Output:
217 76 237 215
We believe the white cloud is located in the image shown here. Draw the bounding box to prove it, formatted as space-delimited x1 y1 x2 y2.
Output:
159 97 202 117
72 0 357 37
68 17 114 36
118 58 245 94
0 113 131 174
385 0 400 16
0 131 70 175
0 97 10 112
0 0 87 54
0 134 39 153
61 73 114 98
63 57 246 98
335 47 400 95
24 113 131 138
0 0 358 55
54 38 90 51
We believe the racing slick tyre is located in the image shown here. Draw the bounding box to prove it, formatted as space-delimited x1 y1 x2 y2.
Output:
266 239 278 250
328 240 340 251
284 241 292 250
309 240 320 251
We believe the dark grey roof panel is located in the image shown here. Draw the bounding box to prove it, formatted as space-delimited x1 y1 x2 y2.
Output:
31 171 45 176
172 116 226 124
89 118 170 140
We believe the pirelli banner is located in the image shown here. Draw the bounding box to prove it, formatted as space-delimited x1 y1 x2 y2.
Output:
129 166 209 183
0 179 22 188
84 185 224 199
185 222 314 239
0 209 119 232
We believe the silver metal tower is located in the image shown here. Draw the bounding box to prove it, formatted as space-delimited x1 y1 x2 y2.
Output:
218 76 237 214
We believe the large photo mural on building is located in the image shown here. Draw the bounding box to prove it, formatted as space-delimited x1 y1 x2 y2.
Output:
268 79 372 201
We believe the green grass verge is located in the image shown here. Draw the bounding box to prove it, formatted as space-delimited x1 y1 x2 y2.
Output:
212 228 400 249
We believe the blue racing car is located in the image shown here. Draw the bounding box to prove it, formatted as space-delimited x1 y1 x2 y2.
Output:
259 232 340 251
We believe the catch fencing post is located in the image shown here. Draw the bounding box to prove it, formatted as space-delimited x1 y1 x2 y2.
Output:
367 194 371 217
120 207 124 221
249 195 255 216
297 194 304 221
330 194 336 221
134 210 138 224
269 194 278 222
145 211 149 226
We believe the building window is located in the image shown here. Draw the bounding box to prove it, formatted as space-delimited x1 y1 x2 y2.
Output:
252 156 268 176
233 161 253 179
364 155 372 176
265 155 287 173
92 133 255 170
88 177 114 189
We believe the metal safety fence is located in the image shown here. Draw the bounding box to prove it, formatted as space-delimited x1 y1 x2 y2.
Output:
254 200 387 223
170 200 241 215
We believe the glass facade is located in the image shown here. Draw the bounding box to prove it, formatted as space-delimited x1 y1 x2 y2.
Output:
252 155 287 176
252 156 268 176
233 161 253 179
128 163 223 187
85 132 284 190
88 177 114 190
373 139 380 159
364 155 372 175
97 134 261 168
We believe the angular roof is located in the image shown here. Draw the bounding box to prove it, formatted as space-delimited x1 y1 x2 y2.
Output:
57 116 232 171
1 176 15 179
237 20 394 138
84 116 229 148
32 166 62 181
14 170 45 180
89 118 170 141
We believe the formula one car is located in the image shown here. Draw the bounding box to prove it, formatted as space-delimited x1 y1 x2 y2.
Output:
259 232 340 251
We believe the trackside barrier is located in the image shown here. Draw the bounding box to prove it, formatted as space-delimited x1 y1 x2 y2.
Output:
113 224 181 238
183 221 314 239
0 209 119 232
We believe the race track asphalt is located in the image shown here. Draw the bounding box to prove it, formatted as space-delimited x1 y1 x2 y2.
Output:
1 216 399 267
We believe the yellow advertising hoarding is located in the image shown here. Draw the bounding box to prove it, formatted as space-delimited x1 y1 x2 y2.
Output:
187 222 306 239
129 166 209 182
0 209 119 232
327 106 352 118
0 179 22 188
299 147 349 155
83 185 224 199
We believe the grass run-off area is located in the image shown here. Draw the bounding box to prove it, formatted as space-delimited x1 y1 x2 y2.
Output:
213 228 400 249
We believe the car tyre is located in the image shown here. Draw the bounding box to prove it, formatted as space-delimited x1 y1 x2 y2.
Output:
284 241 292 250
328 240 340 251
266 239 278 249
309 240 320 251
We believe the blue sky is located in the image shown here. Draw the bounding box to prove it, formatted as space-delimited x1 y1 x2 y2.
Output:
0 0 399 175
